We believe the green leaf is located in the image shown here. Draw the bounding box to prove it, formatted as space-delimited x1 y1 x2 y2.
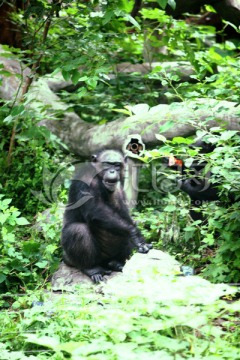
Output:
196 130 208 138
124 14 141 30
0 273 6 283
156 0 168 9
172 137 192 144
2 198 12 206
220 130 238 141
24 334 60 349
62 70 71 81
156 134 167 142
71 69 81 85
11 105 25 116
0 213 8 224
86 77 98 89
168 0 176 10
3 115 13 124
184 158 194 168
159 121 174 133
102 10 114 25
164 204 176 212
77 87 87 98
35 260 48 268
0 69 13 76
202 234 215 246
78 76 88 81
15 217 30 226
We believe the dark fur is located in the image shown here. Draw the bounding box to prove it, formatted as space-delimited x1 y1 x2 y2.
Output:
169 139 219 221
61 150 151 282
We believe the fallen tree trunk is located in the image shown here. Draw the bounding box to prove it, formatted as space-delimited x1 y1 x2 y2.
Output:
38 97 240 158
28 77 240 207
1 48 239 159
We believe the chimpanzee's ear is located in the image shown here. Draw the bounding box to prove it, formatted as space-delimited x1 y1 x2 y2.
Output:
91 154 98 162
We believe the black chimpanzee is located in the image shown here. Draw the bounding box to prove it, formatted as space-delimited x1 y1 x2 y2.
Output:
168 138 219 220
61 149 152 283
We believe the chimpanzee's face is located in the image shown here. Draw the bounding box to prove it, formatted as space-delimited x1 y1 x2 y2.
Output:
92 150 125 192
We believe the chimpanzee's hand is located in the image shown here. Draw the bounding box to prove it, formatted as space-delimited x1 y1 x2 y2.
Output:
137 242 153 253
130 227 153 253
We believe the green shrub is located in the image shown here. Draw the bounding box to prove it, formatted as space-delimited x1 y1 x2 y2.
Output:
0 196 61 302
0 271 239 359
136 129 240 283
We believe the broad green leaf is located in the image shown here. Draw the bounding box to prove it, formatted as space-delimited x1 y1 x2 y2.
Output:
184 157 194 168
15 217 30 225
164 204 176 212
156 0 168 9
210 126 222 133
0 273 6 283
102 10 114 25
220 130 238 141
2 198 12 206
0 213 8 224
77 87 87 98
172 137 192 144
3 115 13 124
124 14 141 30
159 121 174 133
24 334 60 349
12 105 25 116
168 0 176 10
35 260 48 268
71 70 81 85
156 134 167 142
62 69 71 81
86 77 98 89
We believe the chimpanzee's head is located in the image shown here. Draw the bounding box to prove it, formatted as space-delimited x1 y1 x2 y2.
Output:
91 150 125 192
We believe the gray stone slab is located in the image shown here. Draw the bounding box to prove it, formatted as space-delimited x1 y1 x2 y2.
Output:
50 249 234 309
51 249 180 291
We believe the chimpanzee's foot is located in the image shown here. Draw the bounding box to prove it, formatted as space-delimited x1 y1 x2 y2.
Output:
83 266 112 283
107 260 124 272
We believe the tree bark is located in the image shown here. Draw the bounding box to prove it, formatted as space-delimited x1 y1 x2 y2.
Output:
38 96 240 158
1 59 238 159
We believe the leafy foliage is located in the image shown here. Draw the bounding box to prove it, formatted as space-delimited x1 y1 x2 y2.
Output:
135 129 240 283
0 195 61 299
0 0 240 356
0 264 240 359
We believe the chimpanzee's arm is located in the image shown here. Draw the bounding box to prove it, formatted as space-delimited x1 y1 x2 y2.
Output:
181 179 219 201
66 180 135 231
86 200 152 253
66 180 150 251
129 227 152 253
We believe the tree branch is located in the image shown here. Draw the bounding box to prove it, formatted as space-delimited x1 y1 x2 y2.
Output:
40 99 240 157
